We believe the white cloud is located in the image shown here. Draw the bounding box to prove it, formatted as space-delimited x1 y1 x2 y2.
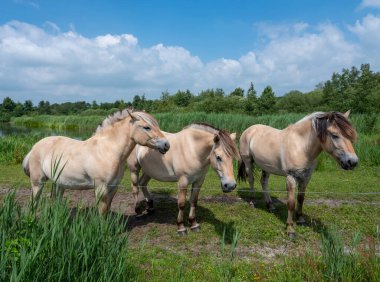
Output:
359 0 380 9
0 17 380 103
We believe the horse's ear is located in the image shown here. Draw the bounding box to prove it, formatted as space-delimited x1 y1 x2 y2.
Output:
230 133 236 141
343 110 351 118
127 109 139 121
213 134 220 143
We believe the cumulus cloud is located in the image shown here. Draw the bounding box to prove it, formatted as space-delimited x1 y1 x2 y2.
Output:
359 0 380 9
349 14 380 66
0 17 380 103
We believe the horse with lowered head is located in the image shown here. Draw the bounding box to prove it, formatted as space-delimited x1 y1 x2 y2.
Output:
127 122 239 235
238 111 358 238
23 109 170 215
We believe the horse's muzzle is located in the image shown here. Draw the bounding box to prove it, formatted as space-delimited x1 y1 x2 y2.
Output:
339 154 358 170
155 138 170 154
221 181 237 193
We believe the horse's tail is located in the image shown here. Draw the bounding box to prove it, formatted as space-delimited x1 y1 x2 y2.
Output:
237 155 247 182
22 151 31 177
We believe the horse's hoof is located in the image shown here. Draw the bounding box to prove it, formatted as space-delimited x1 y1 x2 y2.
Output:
287 232 297 239
177 229 188 236
190 225 201 232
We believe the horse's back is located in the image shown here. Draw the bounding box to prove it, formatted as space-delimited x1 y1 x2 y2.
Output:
27 136 85 179
131 128 210 181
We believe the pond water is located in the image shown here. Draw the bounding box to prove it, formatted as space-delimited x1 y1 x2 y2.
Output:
0 123 92 139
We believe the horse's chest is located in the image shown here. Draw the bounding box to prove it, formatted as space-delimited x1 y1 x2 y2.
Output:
286 167 313 182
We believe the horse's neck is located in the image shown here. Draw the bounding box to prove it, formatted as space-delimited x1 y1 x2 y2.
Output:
188 129 215 164
92 118 135 161
292 119 323 162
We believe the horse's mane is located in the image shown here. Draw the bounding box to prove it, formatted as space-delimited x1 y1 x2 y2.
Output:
185 123 240 159
299 112 357 142
96 108 158 133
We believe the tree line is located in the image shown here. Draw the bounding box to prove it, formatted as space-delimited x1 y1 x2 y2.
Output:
1 64 379 122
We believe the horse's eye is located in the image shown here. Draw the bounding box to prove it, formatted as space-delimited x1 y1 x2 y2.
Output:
331 133 339 140
216 155 222 162
143 126 151 131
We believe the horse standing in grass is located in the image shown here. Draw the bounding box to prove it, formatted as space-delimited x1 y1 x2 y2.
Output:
238 111 358 238
23 109 170 215
127 123 239 235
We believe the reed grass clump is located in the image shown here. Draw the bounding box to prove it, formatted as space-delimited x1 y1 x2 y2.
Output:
268 227 380 281
0 191 136 281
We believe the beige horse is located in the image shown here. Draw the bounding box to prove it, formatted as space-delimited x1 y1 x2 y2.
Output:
127 123 239 235
23 109 170 215
238 111 358 238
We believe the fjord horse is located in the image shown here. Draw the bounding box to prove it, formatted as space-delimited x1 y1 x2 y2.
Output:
127 123 239 235
238 111 358 237
23 109 170 215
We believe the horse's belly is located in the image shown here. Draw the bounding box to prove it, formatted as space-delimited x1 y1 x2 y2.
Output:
254 159 286 176
57 177 95 190
146 169 178 182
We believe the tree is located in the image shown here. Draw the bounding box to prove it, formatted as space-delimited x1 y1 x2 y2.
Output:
173 90 193 107
2 97 16 112
258 86 276 114
275 90 306 113
23 100 33 114
37 101 51 114
245 82 258 115
229 87 244 97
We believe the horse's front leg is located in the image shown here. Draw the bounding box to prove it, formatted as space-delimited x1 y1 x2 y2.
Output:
286 175 297 238
96 184 117 216
139 173 153 214
188 177 205 232
130 169 139 201
177 177 189 236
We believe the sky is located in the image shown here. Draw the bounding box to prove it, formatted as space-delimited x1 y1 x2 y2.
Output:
1 0 380 103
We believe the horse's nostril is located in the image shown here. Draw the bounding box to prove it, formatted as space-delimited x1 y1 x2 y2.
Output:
223 183 228 189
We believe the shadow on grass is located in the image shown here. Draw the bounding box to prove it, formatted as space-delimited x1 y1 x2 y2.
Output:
117 193 238 244
237 185 327 236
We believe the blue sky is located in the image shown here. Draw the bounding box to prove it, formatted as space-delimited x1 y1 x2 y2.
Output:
1 0 380 103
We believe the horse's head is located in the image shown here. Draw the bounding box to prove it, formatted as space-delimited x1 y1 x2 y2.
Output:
128 110 170 154
315 111 358 170
210 131 239 193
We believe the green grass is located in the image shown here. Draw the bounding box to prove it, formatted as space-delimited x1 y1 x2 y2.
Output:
0 191 137 281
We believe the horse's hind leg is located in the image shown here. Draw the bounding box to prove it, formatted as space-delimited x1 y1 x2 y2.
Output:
30 170 47 206
188 177 205 232
241 155 256 207
296 176 312 225
261 171 275 212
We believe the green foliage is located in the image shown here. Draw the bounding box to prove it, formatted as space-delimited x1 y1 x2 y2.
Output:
258 86 276 114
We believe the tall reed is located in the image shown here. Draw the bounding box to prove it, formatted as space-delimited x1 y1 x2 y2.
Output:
0 191 136 281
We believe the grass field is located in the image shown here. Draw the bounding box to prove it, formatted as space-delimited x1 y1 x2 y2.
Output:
1 112 380 281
